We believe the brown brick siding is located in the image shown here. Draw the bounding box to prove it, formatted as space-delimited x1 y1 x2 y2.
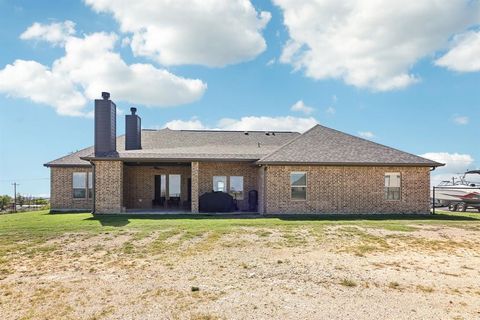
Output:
264 165 430 214
123 165 191 209
50 166 93 211
198 162 259 211
191 162 199 213
94 160 123 213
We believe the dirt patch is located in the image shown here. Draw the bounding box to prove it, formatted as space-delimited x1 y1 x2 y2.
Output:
1 226 480 319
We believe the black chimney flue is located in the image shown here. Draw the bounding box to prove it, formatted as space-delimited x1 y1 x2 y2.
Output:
94 92 116 156
125 107 141 150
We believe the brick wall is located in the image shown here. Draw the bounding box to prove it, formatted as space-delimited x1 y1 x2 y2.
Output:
264 165 430 214
198 162 259 211
94 160 123 213
123 165 191 209
50 166 93 211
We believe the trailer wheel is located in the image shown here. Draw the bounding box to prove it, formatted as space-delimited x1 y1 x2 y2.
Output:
448 203 458 212
457 202 467 212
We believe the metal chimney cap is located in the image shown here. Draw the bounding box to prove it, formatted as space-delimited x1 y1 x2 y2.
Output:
101 92 110 100
130 107 137 115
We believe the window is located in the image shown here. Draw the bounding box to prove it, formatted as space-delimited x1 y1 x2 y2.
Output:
168 174 181 197
290 172 307 200
88 172 93 198
385 172 401 200
229 176 244 200
73 172 87 199
213 176 227 192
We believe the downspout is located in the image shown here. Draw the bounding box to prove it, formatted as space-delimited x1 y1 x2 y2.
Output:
89 160 96 214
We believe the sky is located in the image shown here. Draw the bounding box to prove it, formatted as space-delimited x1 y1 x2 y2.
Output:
0 0 479 197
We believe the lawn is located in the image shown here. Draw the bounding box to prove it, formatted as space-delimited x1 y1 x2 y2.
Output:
1 210 480 319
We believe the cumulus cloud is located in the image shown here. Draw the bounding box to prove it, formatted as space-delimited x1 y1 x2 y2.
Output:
435 31 480 72
20 20 75 45
164 116 318 132
85 0 271 67
0 60 87 116
421 152 476 185
453 115 469 125
0 22 206 117
358 131 375 139
290 100 314 115
164 118 206 130
273 0 480 91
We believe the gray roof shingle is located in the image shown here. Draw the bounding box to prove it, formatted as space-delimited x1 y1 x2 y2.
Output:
45 125 442 167
257 124 443 167
44 128 300 166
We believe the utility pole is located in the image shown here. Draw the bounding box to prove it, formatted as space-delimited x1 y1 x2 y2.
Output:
12 182 19 213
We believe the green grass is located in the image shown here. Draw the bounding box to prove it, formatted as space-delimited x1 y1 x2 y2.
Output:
0 209 478 261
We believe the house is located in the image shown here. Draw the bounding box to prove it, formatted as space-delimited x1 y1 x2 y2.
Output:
44 92 443 214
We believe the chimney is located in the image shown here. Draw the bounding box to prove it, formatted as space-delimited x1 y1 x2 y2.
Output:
125 107 142 150
94 92 116 156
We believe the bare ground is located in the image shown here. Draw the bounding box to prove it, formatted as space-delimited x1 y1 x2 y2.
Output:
1 225 480 320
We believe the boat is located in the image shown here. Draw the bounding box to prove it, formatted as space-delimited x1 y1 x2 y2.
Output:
432 170 480 212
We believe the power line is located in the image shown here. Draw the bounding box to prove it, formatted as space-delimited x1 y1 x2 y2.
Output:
0 178 49 182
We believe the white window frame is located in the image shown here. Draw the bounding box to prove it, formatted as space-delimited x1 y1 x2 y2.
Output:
73 172 88 199
213 176 227 192
384 172 401 201
290 171 307 201
168 174 181 198
229 176 244 200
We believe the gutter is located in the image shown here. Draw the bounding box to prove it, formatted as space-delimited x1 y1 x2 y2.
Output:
88 160 96 214
255 161 445 167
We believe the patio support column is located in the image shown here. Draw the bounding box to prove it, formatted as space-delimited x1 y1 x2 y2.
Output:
257 165 265 214
191 161 199 213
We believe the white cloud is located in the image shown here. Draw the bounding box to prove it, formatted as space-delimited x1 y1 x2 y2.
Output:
421 152 476 185
453 115 469 125
266 58 276 66
0 22 206 117
435 31 480 72
20 20 75 45
290 100 314 115
273 0 480 91
325 106 335 115
358 131 375 139
165 118 206 130
163 116 318 133
85 0 271 67
0 60 87 116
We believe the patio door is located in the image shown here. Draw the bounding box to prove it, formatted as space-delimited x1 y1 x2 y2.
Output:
154 175 166 206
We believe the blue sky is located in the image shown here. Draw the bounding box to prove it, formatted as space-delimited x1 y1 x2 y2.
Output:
0 0 479 197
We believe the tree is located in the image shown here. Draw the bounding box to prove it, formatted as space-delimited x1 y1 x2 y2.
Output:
0 195 12 210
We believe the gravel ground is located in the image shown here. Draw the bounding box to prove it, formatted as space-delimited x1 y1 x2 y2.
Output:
1 225 479 320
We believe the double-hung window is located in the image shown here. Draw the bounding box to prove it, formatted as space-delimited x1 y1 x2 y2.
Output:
385 172 401 200
73 172 87 199
290 172 307 200
229 176 244 200
213 176 227 192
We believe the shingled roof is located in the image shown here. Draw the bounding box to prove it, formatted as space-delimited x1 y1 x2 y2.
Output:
44 128 300 166
257 124 442 167
45 125 442 167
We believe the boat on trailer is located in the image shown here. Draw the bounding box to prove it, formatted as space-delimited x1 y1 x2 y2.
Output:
432 170 480 212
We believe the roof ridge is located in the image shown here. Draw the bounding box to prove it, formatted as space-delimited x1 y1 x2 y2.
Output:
258 124 320 162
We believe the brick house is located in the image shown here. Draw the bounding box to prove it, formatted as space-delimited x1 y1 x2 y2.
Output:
44 93 443 214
